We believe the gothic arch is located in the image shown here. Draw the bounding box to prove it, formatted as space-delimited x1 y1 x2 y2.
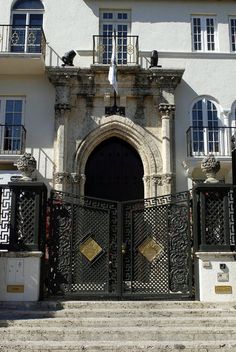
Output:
74 115 163 197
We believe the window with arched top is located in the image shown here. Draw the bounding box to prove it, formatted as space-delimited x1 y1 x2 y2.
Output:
11 0 44 53
191 98 220 155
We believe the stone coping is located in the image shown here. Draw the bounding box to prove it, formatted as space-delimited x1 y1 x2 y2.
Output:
195 252 236 258
0 251 43 258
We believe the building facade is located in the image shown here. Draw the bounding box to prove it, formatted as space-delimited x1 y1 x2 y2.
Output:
0 0 236 200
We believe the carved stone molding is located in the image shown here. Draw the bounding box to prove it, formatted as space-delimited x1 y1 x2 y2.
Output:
71 173 81 184
151 175 163 186
158 103 175 118
148 69 183 89
54 172 71 184
162 173 174 185
143 174 164 186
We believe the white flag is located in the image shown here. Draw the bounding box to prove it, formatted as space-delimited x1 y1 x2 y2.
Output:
108 30 118 94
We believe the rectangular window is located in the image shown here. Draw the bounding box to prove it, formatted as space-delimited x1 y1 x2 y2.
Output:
0 98 25 153
100 9 131 64
230 17 236 52
191 16 217 52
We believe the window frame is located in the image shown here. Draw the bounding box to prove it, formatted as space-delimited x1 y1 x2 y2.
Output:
191 15 218 52
0 97 25 153
229 17 236 52
190 97 223 155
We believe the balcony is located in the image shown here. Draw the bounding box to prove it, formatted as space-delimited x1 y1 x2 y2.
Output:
0 125 26 158
186 126 234 157
0 25 46 74
93 35 139 65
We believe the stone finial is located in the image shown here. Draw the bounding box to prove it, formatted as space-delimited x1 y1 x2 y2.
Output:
16 153 37 181
201 154 220 183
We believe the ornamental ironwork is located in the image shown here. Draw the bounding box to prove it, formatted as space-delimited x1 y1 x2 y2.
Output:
47 190 193 299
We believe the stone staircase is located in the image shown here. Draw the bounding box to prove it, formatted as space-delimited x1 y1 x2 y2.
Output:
0 301 236 351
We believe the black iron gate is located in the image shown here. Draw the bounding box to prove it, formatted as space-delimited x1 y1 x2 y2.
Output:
46 190 193 299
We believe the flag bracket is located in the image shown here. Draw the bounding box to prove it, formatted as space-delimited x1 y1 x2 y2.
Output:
105 105 125 117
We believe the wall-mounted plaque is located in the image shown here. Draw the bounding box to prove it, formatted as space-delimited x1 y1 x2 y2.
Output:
7 285 24 293
215 286 232 294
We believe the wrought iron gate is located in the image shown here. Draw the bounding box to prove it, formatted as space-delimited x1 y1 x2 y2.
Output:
47 190 193 299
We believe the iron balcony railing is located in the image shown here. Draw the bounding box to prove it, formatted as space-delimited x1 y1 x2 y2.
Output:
93 35 139 65
0 25 46 54
187 126 235 157
0 124 26 155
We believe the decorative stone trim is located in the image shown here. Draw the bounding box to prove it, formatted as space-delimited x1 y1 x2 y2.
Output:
54 172 71 184
162 173 174 185
151 174 163 185
70 173 81 184
158 103 175 118
148 69 183 89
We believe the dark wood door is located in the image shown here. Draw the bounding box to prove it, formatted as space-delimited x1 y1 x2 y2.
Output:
85 137 144 201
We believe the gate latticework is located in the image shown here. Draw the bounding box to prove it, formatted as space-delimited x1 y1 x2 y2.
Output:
47 190 193 299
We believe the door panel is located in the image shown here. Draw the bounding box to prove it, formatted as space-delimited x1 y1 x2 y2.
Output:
85 137 144 202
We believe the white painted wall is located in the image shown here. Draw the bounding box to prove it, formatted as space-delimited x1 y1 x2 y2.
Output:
0 0 236 191
0 75 55 187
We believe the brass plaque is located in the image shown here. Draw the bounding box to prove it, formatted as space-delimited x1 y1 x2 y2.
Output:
138 237 163 263
7 285 24 293
79 238 102 262
215 286 232 294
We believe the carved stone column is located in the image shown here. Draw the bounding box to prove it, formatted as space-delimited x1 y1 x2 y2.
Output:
159 103 175 194
49 72 73 191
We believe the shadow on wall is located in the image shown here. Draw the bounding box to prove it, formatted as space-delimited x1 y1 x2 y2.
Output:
28 148 55 188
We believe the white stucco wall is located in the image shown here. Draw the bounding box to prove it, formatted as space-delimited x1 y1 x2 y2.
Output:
0 75 55 187
0 0 236 192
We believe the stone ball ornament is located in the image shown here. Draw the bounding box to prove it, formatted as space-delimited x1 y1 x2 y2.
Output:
201 154 220 184
16 153 37 181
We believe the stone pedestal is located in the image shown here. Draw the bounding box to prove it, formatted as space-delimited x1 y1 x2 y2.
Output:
0 251 43 301
196 252 236 302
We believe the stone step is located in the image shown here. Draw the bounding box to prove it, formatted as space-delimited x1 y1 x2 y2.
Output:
0 326 236 342
3 316 236 328
0 340 236 352
1 307 236 319
1 300 236 311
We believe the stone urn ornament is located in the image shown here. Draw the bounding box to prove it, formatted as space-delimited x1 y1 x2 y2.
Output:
16 153 37 181
201 154 220 183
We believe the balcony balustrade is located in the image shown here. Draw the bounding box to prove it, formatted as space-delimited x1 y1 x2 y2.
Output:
187 126 235 157
0 125 26 155
0 25 46 54
93 35 139 65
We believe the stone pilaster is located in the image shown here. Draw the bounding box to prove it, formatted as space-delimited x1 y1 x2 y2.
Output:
159 103 175 194
48 70 75 191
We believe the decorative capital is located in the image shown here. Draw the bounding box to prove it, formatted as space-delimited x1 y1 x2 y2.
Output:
16 153 37 181
158 103 175 118
162 173 174 185
71 173 81 184
201 154 221 183
151 175 162 186
54 172 71 184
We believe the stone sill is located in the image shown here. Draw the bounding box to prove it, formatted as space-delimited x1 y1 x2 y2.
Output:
0 251 43 258
195 252 236 258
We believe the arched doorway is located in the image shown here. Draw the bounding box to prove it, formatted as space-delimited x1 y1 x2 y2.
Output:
85 137 144 201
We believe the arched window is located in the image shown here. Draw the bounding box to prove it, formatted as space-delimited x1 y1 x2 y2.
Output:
11 0 44 53
13 0 44 10
191 98 220 155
